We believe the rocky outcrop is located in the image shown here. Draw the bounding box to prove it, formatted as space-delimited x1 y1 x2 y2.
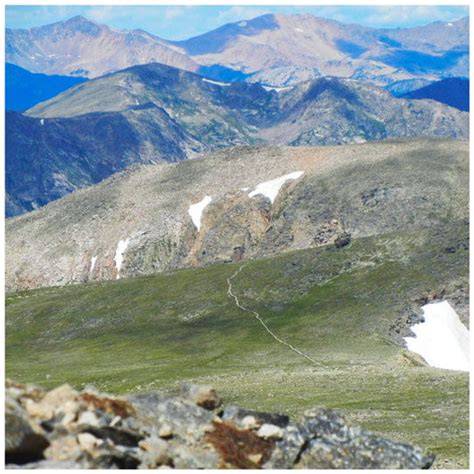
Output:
5 380 435 469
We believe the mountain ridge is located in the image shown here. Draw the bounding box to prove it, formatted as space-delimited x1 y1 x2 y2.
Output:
6 139 468 292
6 13 469 87
7 62 468 217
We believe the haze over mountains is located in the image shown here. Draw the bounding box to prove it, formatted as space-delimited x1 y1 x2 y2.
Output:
401 77 469 112
5 63 88 111
7 13 468 86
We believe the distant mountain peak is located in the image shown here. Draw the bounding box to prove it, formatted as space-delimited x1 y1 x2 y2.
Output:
61 15 105 34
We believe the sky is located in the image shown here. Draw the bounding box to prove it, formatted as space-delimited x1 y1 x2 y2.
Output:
5 5 470 40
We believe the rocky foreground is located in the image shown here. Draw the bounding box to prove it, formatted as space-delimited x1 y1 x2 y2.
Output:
6 380 435 469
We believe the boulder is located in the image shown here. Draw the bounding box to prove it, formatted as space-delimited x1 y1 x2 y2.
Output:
5 380 435 469
179 383 222 410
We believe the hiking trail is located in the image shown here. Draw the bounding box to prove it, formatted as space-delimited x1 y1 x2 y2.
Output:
226 261 320 366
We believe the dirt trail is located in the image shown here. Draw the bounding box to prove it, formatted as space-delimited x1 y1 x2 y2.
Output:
226 262 320 366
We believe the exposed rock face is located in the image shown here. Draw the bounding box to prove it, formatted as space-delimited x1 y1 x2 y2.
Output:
5 140 468 292
5 380 435 469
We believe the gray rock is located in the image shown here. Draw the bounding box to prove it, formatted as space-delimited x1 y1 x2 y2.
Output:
4 381 436 469
296 408 435 469
128 392 215 443
5 395 49 464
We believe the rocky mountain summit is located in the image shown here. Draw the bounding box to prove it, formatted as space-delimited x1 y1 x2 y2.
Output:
6 139 468 291
6 62 468 216
6 380 435 469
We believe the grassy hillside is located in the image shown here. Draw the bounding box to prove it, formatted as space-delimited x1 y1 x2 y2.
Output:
6 221 469 468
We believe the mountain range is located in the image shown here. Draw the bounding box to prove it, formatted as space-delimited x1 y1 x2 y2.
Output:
6 139 468 292
6 62 468 217
7 14 469 87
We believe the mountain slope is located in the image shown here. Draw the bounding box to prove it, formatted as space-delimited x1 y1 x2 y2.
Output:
6 140 468 292
400 77 469 112
5 63 88 111
5 107 204 217
25 63 469 145
174 14 469 87
6 15 198 78
7 63 468 217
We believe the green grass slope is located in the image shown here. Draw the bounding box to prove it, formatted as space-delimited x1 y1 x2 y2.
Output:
6 219 469 468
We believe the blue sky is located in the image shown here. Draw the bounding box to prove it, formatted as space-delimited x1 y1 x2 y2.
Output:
6 5 470 40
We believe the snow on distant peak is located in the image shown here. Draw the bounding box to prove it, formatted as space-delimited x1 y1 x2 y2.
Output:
188 195 212 231
238 21 247 27
404 301 469 372
114 238 130 279
294 28 304 33
249 171 304 204
447 22 454 27
202 78 231 87
40 119 44 126
262 85 292 92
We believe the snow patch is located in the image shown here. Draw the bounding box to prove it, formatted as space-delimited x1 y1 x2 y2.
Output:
188 195 212 231
249 171 305 204
40 119 44 126
447 22 453 27
294 28 304 33
89 256 97 273
114 238 130 279
202 78 231 87
262 85 292 92
238 21 247 27
404 301 469 372
240 187 250 192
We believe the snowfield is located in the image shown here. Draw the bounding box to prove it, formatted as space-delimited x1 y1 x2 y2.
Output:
249 171 304 203
89 256 97 273
114 238 130 279
188 195 212 231
202 78 231 87
404 301 469 372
